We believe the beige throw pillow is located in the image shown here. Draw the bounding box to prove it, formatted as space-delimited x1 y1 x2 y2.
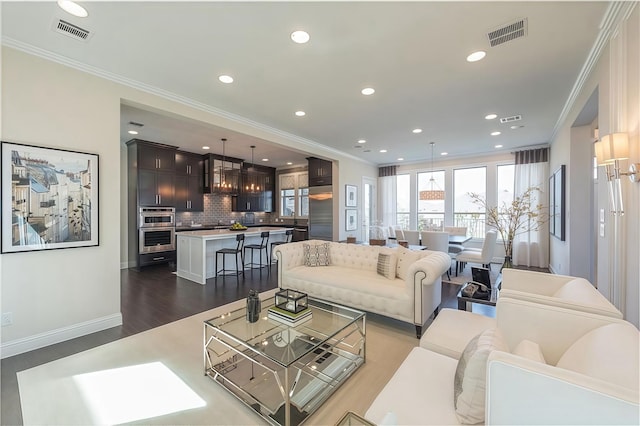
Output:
395 246 419 280
454 328 509 424
377 249 398 280
303 242 331 267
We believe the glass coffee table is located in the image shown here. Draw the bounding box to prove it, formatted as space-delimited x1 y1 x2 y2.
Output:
204 296 366 426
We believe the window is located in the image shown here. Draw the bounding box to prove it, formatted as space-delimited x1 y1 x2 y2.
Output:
279 172 308 218
396 174 410 228
417 170 445 230
454 167 486 238
497 164 515 207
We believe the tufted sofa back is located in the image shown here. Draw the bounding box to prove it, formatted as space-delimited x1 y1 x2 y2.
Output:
328 241 382 271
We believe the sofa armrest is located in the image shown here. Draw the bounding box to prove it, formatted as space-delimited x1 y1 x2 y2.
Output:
500 289 623 319
501 269 573 295
496 298 629 365
487 351 639 425
408 251 451 325
274 241 307 287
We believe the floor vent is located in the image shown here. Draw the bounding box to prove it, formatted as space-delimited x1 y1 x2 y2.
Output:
500 115 522 124
52 19 93 42
487 18 527 47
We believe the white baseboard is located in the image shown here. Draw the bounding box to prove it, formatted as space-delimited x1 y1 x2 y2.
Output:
120 260 136 269
1 313 123 359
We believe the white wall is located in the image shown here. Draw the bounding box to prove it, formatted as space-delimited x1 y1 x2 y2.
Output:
1 46 377 355
550 5 639 327
1 48 122 356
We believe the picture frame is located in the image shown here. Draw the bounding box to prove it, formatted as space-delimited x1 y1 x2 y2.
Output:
345 184 357 207
549 164 565 241
1 141 99 253
345 209 357 231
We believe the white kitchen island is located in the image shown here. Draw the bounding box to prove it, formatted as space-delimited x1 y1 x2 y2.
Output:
176 227 289 284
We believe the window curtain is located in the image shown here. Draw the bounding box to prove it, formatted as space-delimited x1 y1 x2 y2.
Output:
378 166 397 230
513 148 549 268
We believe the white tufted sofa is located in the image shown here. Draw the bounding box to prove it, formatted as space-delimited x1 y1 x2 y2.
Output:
273 240 451 338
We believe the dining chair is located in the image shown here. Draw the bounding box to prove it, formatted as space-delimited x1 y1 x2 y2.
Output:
444 226 468 255
421 231 451 280
394 228 405 240
455 230 498 275
403 230 420 246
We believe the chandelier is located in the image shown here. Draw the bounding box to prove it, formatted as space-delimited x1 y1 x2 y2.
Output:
216 138 237 194
419 142 445 201
245 145 261 193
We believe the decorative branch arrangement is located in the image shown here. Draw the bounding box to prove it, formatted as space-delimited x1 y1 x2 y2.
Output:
469 186 547 262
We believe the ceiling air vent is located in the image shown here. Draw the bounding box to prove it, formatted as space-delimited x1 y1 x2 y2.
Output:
500 115 522 124
128 121 145 128
487 18 527 47
52 19 93 42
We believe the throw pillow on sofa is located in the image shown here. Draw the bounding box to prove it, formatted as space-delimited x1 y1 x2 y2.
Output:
303 242 331 267
377 248 398 280
454 328 509 424
395 245 419 280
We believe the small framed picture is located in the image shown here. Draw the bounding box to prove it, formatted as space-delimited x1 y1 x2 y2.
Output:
345 209 357 231
345 184 357 207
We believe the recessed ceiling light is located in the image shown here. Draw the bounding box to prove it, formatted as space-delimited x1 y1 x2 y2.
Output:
291 30 310 44
441 152 448 156
495 144 503 148
295 111 306 117
262 158 269 162
466 51 486 62
361 87 375 96
510 125 524 129
57 0 88 17
358 139 366 144
202 146 210 150
491 131 501 136
397 158 404 161
128 130 138 135
379 149 387 153
485 113 497 120
218 75 234 84
286 162 293 165
412 128 422 134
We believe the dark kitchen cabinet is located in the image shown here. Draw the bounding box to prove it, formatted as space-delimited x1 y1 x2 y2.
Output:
175 152 203 212
138 142 176 172
138 169 175 206
307 157 332 186
175 174 204 212
175 152 203 176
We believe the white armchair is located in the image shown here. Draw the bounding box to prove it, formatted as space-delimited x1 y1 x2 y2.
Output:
455 230 497 274
500 268 623 319
367 297 639 425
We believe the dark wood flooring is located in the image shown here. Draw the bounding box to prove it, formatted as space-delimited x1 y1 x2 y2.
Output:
0 263 487 425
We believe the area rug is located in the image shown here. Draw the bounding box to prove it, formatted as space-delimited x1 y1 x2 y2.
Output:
441 263 501 286
17 289 418 425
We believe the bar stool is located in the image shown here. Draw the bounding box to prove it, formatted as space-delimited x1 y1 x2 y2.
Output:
215 233 245 279
270 229 293 264
244 231 270 269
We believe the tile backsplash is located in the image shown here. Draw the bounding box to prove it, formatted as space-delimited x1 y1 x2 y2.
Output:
175 194 273 226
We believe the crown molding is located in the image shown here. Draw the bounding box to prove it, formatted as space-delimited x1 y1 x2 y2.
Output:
551 1 637 140
1 37 374 167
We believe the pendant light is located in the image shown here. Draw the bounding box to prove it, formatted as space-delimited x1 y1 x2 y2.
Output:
246 145 260 192
216 138 236 194
419 142 445 200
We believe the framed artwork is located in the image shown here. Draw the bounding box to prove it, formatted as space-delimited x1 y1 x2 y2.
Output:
345 184 357 207
549 164 565 241
345 209 357 231
1 141 99 253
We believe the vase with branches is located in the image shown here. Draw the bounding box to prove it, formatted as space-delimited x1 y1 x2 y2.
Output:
468 186 546 270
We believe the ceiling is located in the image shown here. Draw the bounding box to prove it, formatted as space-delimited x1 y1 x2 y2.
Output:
1 1 609 168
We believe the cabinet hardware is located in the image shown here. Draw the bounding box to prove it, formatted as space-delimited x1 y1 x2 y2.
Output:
153 257 165 261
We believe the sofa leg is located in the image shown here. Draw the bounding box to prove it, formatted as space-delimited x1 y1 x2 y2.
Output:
415 325 423 339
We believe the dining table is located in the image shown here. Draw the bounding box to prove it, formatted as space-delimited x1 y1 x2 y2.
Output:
448 235 472 245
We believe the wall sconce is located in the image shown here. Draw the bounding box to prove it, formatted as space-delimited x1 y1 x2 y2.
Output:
594 132 639 215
